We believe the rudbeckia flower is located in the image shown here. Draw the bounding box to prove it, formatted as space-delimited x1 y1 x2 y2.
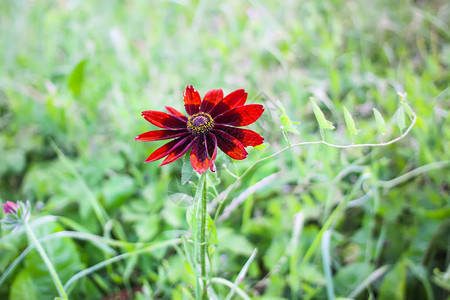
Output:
136 85 264 174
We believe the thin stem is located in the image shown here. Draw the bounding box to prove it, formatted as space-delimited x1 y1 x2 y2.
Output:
64 239 182 292
217 113 417 217
372 160 450 189
200 173 208 299
23 221 68 300
193 172 208 300
211 277 251 300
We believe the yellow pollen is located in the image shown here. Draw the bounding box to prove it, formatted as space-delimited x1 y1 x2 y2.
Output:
187 112 214 135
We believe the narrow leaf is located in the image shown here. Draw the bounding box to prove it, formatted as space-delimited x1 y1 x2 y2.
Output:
224 248 258 300
343 106 360 136
68 59 87 95
398 93 415 120
348 265 390 298
373 108 386 135
310 98 335 130
379 261 407 300
321 230 335 300
181 157 194 185
276 100 300 134
396 106 406 131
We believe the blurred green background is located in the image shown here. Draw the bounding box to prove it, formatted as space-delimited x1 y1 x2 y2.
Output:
0 0 449 299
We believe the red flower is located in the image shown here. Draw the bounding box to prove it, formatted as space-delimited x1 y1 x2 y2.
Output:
136 85 264 174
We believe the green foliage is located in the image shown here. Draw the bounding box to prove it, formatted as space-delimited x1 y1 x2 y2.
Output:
0 0 449 299
310 98 335 131
342 106 360 136
68 59 87 96
10 222 83 300
373 108 387 135
379 261 407 300
10 271 39 300
276 100 300 134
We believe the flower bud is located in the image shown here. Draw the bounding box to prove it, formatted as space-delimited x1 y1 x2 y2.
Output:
1 200 31 231
3 201 19 216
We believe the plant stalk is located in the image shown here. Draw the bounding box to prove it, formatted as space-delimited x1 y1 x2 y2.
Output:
200 174 208 299
23 220 69 300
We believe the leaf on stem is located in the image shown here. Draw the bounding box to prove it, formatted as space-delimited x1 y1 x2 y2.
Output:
310 98 335 130
373 108 387 135
276 100 300 134
181 157 194 185
343 106 360 136
68 59 87 96
396 106 406 132
398 92 415 120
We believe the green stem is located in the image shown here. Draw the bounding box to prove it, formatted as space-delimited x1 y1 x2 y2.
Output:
200 173 208 299
23 221 68 300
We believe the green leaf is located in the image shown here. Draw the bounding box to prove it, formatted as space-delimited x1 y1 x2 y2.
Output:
181 157 194 185
379 261 406 300
11 222 84 300
321 230 335 300
264 235 288 269
276 100 300 134
373 108 387 135
218 228 253 256
343 106 360 136
396 106 406 132
134 215 160 241
334 262 373 297
186 206 194 230
297 263 327 285
406 260 434 299
398 93 415 120
68 59 87 95
10 271 39 300
102 174 135 209
310 98 335 130
206 214 217 246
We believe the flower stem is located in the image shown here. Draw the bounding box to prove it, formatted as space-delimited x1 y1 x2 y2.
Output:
23 220 69 300
200 173 208 299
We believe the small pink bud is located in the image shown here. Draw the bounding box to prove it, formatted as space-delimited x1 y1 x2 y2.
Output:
3 201 19 215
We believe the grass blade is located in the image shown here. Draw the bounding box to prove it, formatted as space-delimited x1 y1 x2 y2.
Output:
224 248 258 300
321 230 335 300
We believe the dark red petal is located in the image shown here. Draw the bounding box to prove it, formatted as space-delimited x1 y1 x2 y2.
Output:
142 111 187 129
183 85 201 116
190 135 210 174
214 125 264 147
212 129 248 160
209 89 247 117
200 89 223 113
214 104 264 126
160 137 195 166
206 133 218 172
145 134 190 162
165 106 188 121
135 129 188 141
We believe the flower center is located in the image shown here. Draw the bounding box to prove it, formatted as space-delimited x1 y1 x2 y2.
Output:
187 112 215 135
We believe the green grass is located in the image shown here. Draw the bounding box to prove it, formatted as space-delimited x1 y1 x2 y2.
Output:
0 0 449 299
